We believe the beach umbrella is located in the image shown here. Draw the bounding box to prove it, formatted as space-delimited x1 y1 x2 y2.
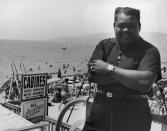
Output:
47 77 62 84
73 66 75 72
58 68 62 78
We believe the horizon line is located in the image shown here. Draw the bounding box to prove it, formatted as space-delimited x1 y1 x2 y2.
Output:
0 31 166 41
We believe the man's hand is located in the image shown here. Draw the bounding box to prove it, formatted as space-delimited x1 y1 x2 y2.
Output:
88 59 109 75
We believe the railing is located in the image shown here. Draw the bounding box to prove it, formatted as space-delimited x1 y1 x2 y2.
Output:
7 121 49 131
45 116 81 131
152 114 167 131
2 101 21 115
45 116 57 131
2 104 167 131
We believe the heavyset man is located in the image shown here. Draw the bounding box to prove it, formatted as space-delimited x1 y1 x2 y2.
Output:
83 7 161 131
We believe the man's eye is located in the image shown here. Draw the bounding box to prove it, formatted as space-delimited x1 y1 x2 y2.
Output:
116 25 125 30
116 24 136 30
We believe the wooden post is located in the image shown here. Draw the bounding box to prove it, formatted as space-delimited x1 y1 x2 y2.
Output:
73 67 76 96
162 123 167 131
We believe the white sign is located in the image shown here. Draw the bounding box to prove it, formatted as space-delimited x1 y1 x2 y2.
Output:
21 98 47 123
21 73 47 101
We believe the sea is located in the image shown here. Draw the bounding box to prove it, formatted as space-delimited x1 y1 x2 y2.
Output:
0 40 95 87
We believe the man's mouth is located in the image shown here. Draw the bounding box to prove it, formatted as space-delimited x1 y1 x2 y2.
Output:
121 34 131 39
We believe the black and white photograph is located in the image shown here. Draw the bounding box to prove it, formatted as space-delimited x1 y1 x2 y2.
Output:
0 0 166 131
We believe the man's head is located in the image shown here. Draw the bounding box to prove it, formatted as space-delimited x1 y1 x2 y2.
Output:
64 78 69 84
114 7 141 46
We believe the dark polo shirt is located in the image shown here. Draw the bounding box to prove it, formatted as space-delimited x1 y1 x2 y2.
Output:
89 37 161 95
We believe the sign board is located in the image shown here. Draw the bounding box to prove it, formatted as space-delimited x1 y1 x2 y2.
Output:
21 98 47 123
21 73 47 101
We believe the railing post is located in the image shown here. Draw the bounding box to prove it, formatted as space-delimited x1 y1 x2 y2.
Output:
51 122 54 131
162 123 167 131
41 126 44 131
48 122 50 131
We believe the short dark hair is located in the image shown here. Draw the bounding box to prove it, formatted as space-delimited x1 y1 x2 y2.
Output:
64 78 69 83
114 7 140 23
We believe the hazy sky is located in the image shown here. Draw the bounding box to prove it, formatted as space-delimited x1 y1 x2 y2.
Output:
0 0 166 40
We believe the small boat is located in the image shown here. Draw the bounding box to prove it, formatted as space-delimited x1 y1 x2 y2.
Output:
61 43 72 50
61 47 67 50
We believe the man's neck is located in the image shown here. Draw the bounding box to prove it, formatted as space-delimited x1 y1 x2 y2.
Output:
118 37 140 52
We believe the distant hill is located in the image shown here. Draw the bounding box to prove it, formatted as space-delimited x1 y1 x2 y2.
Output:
52 33 114 45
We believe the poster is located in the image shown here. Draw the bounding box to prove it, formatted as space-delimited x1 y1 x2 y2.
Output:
21 98 47 123
21 73 47 101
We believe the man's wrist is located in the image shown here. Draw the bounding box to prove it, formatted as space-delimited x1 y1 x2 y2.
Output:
106 64 116 73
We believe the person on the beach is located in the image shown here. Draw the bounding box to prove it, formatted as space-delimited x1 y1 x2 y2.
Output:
59 78 70 110
61 78 69 101
83 7 161 131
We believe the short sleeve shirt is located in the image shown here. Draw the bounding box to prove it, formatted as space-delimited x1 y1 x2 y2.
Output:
90 37 161 95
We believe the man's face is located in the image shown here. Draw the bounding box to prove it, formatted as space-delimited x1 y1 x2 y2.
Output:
114 12 141 46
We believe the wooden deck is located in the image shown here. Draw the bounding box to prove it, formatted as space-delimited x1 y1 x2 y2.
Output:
0 105 34 130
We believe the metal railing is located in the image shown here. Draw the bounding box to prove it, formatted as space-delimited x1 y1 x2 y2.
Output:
45 116 81 131
7 121 49 131
2 101 21 115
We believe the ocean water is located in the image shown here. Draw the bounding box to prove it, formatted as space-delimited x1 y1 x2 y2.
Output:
0 40 95 86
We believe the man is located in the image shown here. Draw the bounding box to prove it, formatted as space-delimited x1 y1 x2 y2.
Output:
83 7 161 131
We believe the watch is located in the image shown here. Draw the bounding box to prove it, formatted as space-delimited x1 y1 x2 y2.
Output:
106 64 116 72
